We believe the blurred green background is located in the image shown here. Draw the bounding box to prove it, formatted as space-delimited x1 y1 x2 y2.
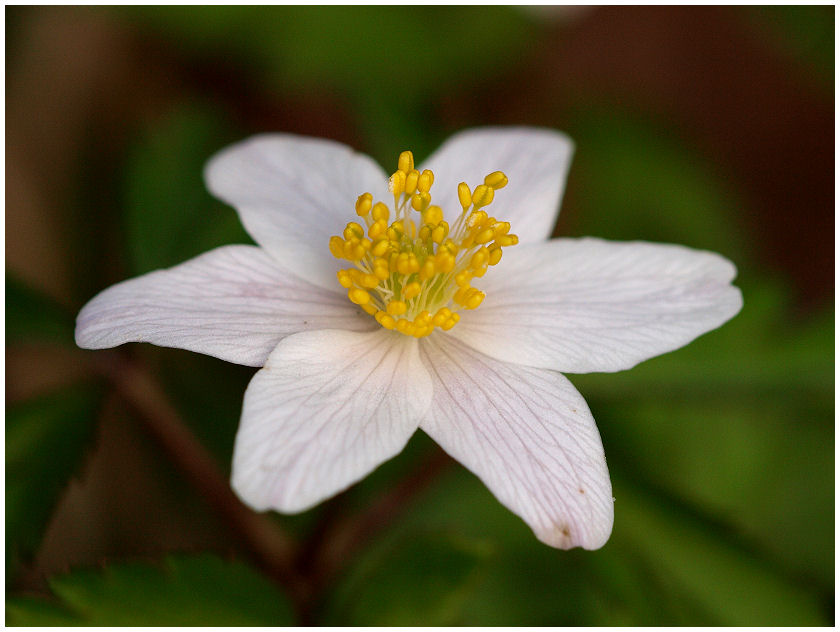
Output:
6 6 833 626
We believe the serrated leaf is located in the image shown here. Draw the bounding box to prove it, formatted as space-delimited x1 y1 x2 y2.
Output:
6 386 102 578
6 554 296 626
323 531 494 626
5 273 75 345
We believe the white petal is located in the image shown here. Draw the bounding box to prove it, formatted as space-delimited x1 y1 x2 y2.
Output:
419 334 613 550
232 329 432 512
75 245 374 367
452 238 743 373
419 127 574 243
204 134 390 291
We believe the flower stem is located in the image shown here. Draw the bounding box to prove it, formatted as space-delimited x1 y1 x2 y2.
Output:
90 352 304 602
302 447 453 597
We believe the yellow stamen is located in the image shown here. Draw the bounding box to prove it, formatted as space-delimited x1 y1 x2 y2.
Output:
328 150 517 337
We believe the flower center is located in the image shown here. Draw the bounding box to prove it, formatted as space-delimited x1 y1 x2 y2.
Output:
329 151 518 338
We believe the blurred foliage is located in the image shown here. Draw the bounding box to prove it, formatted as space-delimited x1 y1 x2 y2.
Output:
123 104 252 275
748 6 834 87
323 532 496 626
6 272 76 346
567 110 750 262
6 555 295 625
6 5 833 627
6 387 102 579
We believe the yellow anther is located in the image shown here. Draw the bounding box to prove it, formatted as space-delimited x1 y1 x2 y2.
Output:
457 182 472 209
471 184 494 208
371 239 391 257
497 234 519 247
368 220 387 239
331 150 512 337
431 222 448 244
389 170 406 196
375 311 396 330
373 260 390 280
371 202 390 222
387 300 407 316
396 253 420 275
329 236 345 259
432 308 451 327
488 246 503 266
343 222 364 240
484 171 509 189
405 169 420 195
419 259 436 280
453 286 469 305
464 290 485 310
411 192 431 212
348 288 370 305
440 238 459 255
435 252 456 273
493 221 510 237
467 210 488 228
404 282 422 300
475 228 495 244
470 247 489 269
387 221 404 241
336 270 353 288
398 151 414 173
355 193 373 216
422 205 443 226
417 170 434 193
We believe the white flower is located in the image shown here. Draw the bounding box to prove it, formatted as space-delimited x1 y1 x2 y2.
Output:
75 128 742 550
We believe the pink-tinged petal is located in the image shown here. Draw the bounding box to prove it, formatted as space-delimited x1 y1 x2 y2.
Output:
419 334 613 550
204 134 390 291
452 238 743 373
75 245 374 367
232 329 432 513
419 127 574 243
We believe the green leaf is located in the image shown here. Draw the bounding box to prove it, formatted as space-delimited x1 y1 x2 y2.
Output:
6 554 296 626
5 273 75 345
598 392 832 586
610 479 828 626
747 6 833 88
332 428 830 625
123 103 252 275
323 531 494 626
149 347 252 475
125 7 533 100
571 281 833 588
6 386 102 578
567 110 750 264
572 280 833 396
